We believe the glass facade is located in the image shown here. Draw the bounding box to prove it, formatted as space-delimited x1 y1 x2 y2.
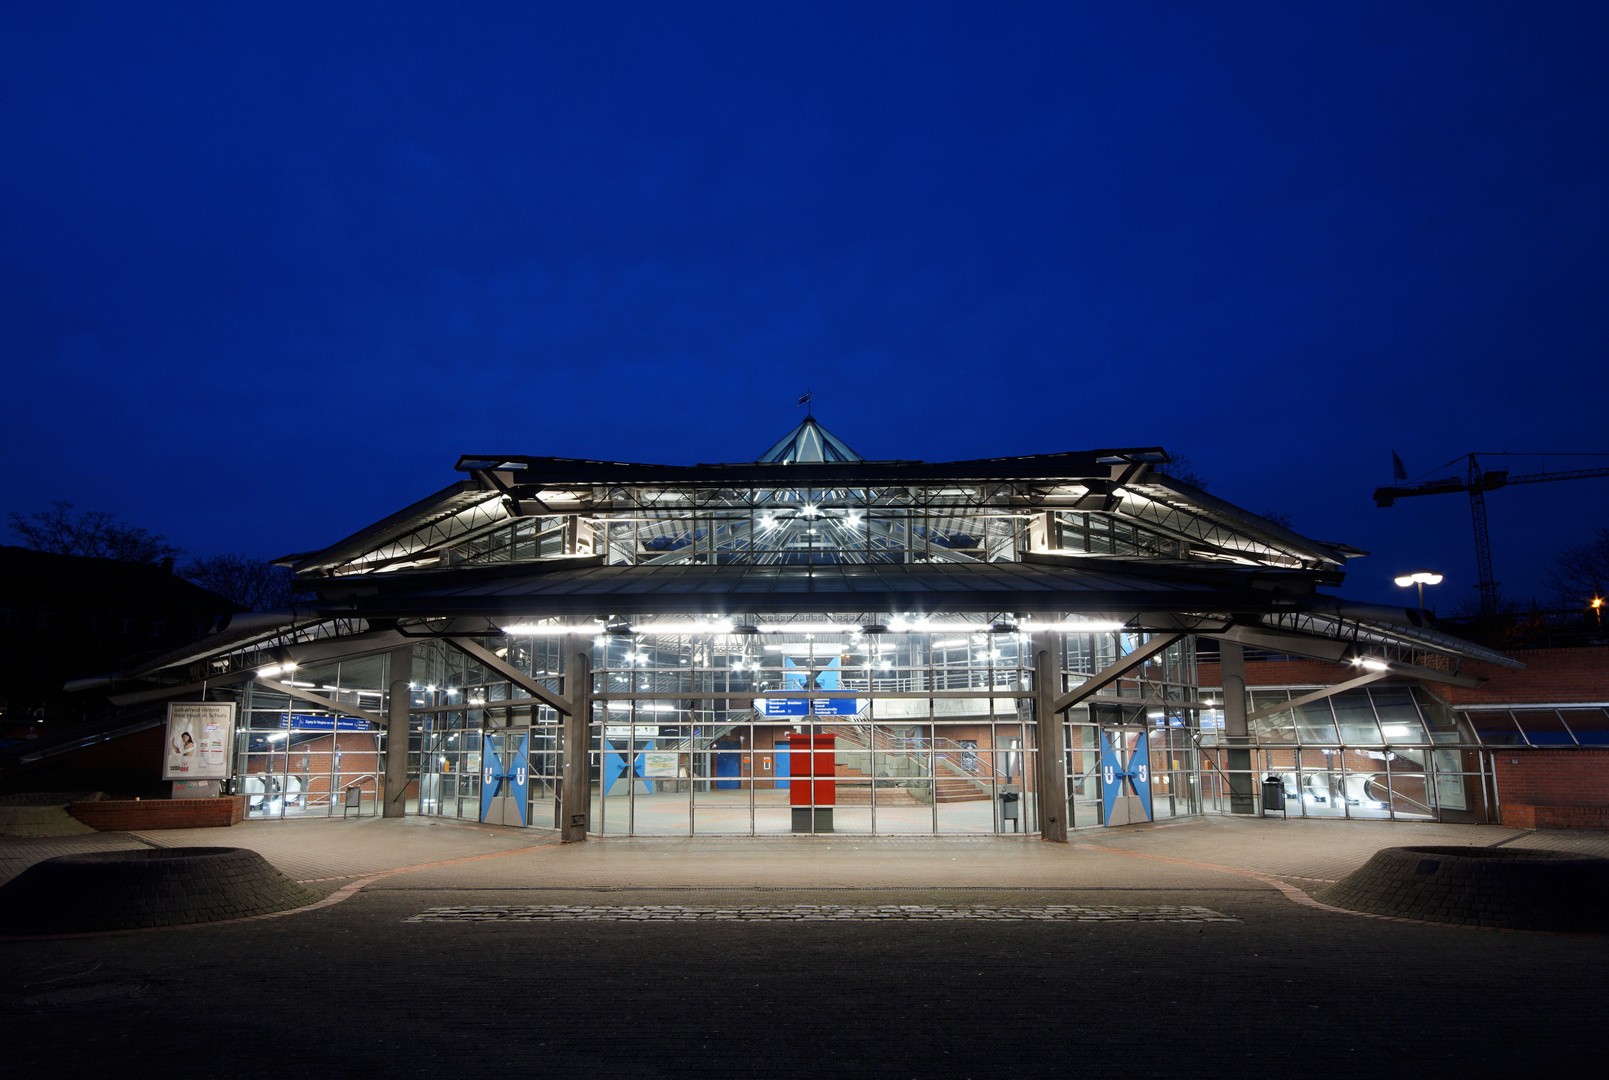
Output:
1196 685 1501 821
383 618 1192 837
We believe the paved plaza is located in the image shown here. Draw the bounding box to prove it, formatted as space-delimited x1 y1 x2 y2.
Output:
2 816 1606 1078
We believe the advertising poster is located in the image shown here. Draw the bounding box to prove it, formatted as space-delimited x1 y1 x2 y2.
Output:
164 702 236 781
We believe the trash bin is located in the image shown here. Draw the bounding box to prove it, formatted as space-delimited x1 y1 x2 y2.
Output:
999 791 1021 833
1260 776 1287 819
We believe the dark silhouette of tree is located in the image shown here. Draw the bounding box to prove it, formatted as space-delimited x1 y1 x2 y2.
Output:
182 553 306 611
1153 455 1208 490
1547 527 1609 609
7 501 183 563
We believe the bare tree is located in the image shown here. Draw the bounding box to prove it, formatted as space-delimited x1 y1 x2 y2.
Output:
1153 455 1209 490
1259 510 1295 529
7 501 183 563
1547 528 1609 609
182 553 306 611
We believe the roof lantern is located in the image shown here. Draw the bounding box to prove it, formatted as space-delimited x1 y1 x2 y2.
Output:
756 416 864 464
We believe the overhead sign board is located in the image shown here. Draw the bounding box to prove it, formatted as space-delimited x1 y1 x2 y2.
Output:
279 714 372 732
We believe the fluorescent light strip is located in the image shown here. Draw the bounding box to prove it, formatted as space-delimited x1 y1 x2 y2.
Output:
503 618 1125 636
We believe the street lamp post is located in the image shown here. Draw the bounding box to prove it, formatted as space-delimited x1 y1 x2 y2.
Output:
1394 568 1443 616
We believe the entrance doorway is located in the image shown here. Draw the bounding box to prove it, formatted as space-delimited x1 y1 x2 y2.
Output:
1099 725 1153 826
480 729 531 827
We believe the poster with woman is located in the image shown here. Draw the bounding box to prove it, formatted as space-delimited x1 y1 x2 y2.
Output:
164 702 236 781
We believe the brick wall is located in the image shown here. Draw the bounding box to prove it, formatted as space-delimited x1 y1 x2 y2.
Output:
1198 658 1354 689
1491 749 1609 828
1201 647 1608 708
68 795 246 831
1426 647 1609 706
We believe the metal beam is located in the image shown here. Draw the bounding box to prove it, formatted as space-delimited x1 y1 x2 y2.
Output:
1214 624 1352 663
1245 670 1388 724
108 670 256 707
254 676 388 727
1050 633 1183 714
1377 659 1483 689
446 636 574 715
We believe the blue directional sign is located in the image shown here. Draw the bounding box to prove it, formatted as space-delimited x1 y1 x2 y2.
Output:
479 733 530 826
762 657 862 717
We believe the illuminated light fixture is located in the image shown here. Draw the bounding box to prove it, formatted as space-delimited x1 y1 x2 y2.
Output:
257 662 298 679
501 623 584 636
1147 710 1164 719
756 622 861 635
1393 568 1443 613
1359 658 1390 672
1014 619 1127 634
802 503 820 518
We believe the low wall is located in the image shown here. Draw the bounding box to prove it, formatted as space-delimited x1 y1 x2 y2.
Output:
1495 749 1609 830
1501 804 1609 830
68 796 246 831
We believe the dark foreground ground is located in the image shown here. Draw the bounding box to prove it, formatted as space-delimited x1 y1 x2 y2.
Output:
2 816 1605 1079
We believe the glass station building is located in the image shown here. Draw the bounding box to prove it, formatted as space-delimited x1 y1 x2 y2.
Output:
117 418 1518 839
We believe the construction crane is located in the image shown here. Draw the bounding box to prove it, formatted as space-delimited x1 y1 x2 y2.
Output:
1374 453 1609 616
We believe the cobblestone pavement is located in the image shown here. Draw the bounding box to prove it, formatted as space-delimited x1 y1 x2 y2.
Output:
0 832 150 886
405 903 1239 922
2 815 1604 1078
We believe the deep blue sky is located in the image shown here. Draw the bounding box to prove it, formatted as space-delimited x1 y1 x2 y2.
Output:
4 2 1607 610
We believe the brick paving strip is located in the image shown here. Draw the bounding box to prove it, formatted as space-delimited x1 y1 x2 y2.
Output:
405 903 1238 923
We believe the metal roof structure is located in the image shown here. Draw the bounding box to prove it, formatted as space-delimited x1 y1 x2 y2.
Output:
100 417 1515 690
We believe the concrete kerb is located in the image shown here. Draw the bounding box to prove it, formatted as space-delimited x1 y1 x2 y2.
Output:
1069 838 1606 935
0 840 561 942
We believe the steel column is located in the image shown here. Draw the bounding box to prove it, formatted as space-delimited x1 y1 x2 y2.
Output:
560 644 591 842
1034 633 1068 842
383 644 413 819
1219 640 1254 814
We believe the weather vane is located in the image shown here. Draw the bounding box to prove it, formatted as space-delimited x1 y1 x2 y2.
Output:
797 389 814 417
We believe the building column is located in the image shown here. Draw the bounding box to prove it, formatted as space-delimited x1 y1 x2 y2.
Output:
383 644 413 819
1219 640 1255 814
559 644 591 843
1034 633 1068 842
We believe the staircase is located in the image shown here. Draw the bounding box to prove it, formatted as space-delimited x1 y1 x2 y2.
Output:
820 723 1001 804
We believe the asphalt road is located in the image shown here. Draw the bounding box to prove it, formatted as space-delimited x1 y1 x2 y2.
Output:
4 879 1604 1079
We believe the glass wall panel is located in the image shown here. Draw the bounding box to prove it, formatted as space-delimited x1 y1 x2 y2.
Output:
1248 690 1297 742
1332 691 1384 745
1467 710 1525 745
1562 708 1609 745
1371 687 1429 744
1513 709 1575 746
1294 700 1338 744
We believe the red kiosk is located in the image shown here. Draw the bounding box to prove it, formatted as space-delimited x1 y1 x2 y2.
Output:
788 732 836 833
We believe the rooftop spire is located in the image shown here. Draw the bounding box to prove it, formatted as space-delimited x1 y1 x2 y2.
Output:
756 416 863 464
